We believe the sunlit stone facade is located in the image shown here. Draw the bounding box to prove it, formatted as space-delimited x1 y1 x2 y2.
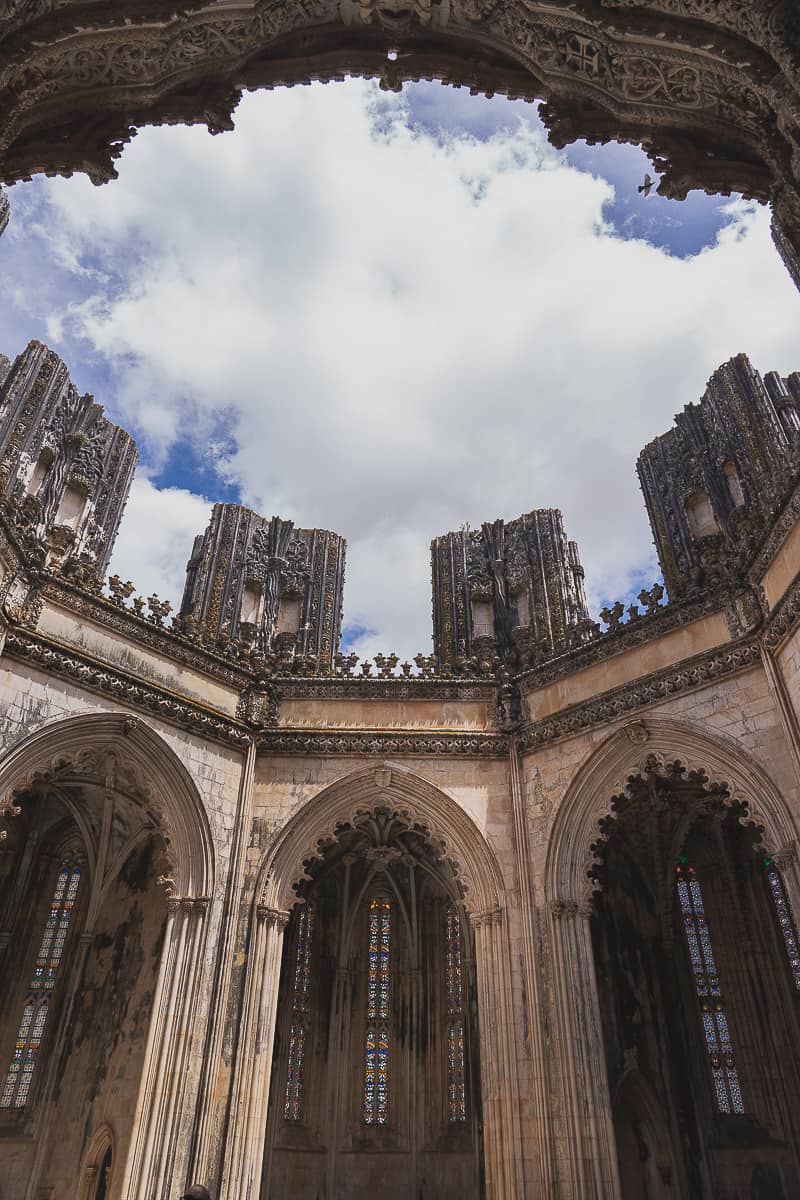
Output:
1 340 800 1198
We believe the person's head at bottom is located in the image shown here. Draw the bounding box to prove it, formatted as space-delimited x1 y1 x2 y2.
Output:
181 1187 212 1200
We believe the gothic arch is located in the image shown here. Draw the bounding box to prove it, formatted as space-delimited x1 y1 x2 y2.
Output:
76 1124 115 1200
544 714 799 909
0 711 214 901
257 761 505 917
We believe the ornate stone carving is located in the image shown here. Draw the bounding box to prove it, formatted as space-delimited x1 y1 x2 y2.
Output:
0 341 137 577
179 503 345 670
638 354 800 599
431 508 592 672
256 729 509 757
0 0 798 300
255 904 290 928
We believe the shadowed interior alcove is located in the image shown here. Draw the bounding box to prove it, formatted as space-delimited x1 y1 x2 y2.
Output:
262 803 484 1200
590 759 800 1200
0 746 169 1200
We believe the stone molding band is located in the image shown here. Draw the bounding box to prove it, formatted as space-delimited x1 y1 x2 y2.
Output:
6 572 800 757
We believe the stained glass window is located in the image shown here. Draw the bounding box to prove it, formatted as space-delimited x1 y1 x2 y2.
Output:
764 857 800 992
675 860 744 1114
284 903 314 1121
1 862 81 1109
445 902 466 1122
363 896 391 1124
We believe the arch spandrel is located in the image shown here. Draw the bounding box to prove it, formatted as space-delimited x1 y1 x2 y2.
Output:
544 714 800 908
0 711 215 901
256 761 506 916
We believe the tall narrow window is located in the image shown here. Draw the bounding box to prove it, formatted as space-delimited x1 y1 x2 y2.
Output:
284 903 314 1121
764 856 800 992
445 902 466 1122
675 860 744 1114
1 860 81 1108
363 896 390 1125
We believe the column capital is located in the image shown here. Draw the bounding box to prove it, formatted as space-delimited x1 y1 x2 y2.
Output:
772 840 798 869
468 905 502 930
167 895 212 914
549 896 594 920
256 904 290 929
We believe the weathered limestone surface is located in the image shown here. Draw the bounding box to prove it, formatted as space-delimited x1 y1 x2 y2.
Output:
1 344 800 1197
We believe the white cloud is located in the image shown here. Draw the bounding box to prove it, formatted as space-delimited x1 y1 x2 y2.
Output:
22 81 800 658
108 477 211 610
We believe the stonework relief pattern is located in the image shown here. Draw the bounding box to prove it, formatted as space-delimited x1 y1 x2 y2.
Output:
0 342 137 577
0 0 799 290
179 503 346 672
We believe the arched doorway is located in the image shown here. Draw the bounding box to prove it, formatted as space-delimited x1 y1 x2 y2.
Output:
0 713 214 1200
590 757 800 1198
544 717 800 1200
223 762 521 1200
262 802 484 1199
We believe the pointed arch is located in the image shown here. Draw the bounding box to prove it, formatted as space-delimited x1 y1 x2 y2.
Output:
77 1123 116 1200
545 715 799 909
257 761 505 917
0 711 214 900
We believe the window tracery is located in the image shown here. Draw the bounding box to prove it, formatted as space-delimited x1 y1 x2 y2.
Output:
363 895 391 1125
284 902 315 1121
445 901 466 1123
1 857 82 1108
675 860 744 1114
764 857 800 992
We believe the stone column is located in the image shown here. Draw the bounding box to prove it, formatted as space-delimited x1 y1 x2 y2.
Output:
548 899 621 1200
189 740 257 1183
470 907 525 1200
219 903 289 1200
509 742 554 1193
120 896 210 1200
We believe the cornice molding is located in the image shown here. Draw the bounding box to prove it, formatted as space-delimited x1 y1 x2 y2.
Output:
515 588 723 691
518 638 762 754
4 629 250 746
271 677 497 700
761 564 800 652
40 576 250 688
255 729 510 758
747 477 800 582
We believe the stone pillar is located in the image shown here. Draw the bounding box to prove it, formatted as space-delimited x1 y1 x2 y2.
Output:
120 896 210 1200
548 899 621 1199
509 742 554 1193
470 907 525 1200
189 741 257 1183
219 903 289 1200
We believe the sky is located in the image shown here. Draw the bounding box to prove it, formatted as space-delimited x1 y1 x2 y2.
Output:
1 78 799 661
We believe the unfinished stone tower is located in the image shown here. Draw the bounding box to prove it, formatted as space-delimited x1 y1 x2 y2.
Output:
0 345 799 1200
